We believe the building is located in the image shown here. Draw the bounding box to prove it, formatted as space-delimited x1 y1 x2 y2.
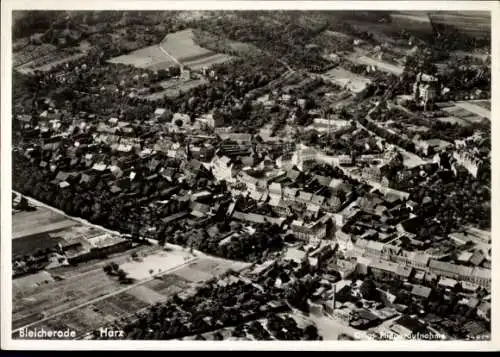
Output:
204 113 225 129
210 155 235 183
394 250 431 270
336 230 354 251
410 284 432 300
292 145 318 170
413 72 439 111
453 151 482 178
291 219 327 244
368 259 413 280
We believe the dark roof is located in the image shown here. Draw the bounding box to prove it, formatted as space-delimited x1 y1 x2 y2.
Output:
410 284 432 299
395 315 430 334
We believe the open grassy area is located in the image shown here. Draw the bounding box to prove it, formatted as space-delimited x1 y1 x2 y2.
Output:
321 67 371 93
107 45 177 70
12 205 78 240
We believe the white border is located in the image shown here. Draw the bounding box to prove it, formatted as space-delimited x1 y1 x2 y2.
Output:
1 0 499 351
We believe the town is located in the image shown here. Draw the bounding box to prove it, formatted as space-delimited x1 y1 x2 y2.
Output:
11 10 491 341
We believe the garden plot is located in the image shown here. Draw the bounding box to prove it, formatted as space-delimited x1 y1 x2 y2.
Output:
119 250 196 281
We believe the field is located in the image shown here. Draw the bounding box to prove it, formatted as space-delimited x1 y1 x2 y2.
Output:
352 55 404 76
12 206 78 240
427 11 491 39
107 45 177 70
161 29 212 63
437 116 469 127
13 243 251 338
143 77 208 101
442 103 489 124
454 101 491 120
321 68 371 93
160 29 234 70
474 100 491 111
12 271 54 291
119 250 194 280
108 28 233 71
17 53 87 75
11 198 112 261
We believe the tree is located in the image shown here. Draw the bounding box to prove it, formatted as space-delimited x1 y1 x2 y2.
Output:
117 269 127 281
109 262 119 273
103 263 113 275
360 278 379 301
304 324 319 340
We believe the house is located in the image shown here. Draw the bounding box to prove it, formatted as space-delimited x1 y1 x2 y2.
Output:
211 155 235 183
410 284 431 300
457 251 474 264
395 250 431 270
154 108 167 118
328 259 356 279
412 270 425 284
205 113 225 129
291 219 327 244
324 196 342 213
477 302 491 321
218 133 253 146
268 182 282 206
368 259 412 280
237 172 260 193
469 251 485 267
438 277 458 289
92 163 108 172
470 267 490 288
390 316 434 339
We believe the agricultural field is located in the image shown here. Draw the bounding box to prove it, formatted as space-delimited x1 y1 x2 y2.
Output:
427 11 491 39
13 243 251 338
474 100 491 111
17 52 87 75
12 205 78 240
160 28 234 70
12 271 55 291
321 67 371 93
454 101 491 120
107 45 177 70
442 104 489 124
109 28 234 72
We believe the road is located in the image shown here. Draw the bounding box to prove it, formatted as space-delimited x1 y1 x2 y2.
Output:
288 305 373 340
158 44 182 67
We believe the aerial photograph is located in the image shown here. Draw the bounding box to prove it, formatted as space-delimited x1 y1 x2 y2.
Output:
10 9 491 342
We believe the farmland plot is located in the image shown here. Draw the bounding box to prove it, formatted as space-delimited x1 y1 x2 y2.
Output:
107 45 177 70
160 28 234 70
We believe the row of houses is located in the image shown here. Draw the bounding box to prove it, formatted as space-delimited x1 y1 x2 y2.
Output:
338 232 491 288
